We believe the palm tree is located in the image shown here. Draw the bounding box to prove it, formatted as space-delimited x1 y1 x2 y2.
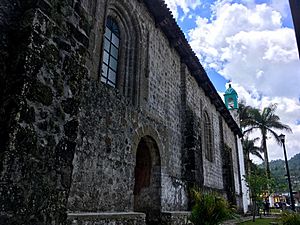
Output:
242 137 263 175
242 104 292 178
238 102 255 130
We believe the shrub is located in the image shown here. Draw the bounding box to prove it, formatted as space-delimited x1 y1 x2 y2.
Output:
189 189 236 225
280 211 300 225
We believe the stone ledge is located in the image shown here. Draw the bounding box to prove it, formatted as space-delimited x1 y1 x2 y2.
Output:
68 211 146 219
161 211 191 225
68 211 192 225
68 212 146 225
161 211 191 216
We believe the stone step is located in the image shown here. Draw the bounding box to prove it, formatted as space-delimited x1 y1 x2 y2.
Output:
68 211 192 225
68 212 146 225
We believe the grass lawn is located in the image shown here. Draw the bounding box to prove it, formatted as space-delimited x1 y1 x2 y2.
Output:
238 218 279 225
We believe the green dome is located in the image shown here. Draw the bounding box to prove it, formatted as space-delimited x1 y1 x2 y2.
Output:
224 84 237 96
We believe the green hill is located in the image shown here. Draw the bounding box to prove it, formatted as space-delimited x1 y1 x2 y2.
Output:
261 153 300 192
259 153 300 192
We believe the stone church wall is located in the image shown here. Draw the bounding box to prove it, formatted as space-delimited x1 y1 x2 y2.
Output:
0 0 244 224
223 121 242 205
184 68 242 207
0 0 94 224
146 14 186 211
68 0 188 213
66 0 242 213
185 70 224 190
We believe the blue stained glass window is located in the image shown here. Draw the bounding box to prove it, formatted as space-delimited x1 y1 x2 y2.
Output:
101 17 120 87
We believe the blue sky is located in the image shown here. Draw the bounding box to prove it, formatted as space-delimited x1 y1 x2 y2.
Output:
175 0 295 92
165 0 300 162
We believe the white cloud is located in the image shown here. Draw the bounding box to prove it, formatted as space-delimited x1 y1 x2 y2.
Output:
164 0 202 19
188 1 300 161
270 0 291 19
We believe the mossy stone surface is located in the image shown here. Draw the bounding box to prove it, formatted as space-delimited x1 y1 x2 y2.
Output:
28 81 53 106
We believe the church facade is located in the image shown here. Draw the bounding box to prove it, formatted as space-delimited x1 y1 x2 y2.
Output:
0 0 247 224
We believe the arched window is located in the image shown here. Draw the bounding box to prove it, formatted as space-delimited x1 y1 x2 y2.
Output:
100 17 120 88
203 112 213 161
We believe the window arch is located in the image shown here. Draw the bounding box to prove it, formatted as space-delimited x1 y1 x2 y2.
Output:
203 111 213 161
100 17 120 88
98 2 145 105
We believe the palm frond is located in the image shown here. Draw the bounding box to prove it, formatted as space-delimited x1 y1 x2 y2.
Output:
267 120 292 133
242 126 260 135
242 137 263 160
251 150 264 161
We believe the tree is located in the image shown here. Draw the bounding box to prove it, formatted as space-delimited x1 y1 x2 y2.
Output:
238 102 255 132
242 137 263 175
242 104 292 178
245 170 275 222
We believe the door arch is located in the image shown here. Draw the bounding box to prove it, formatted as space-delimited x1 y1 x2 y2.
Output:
134 136 161 224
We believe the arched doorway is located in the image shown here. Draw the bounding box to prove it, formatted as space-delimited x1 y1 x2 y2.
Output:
134 136 161 225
